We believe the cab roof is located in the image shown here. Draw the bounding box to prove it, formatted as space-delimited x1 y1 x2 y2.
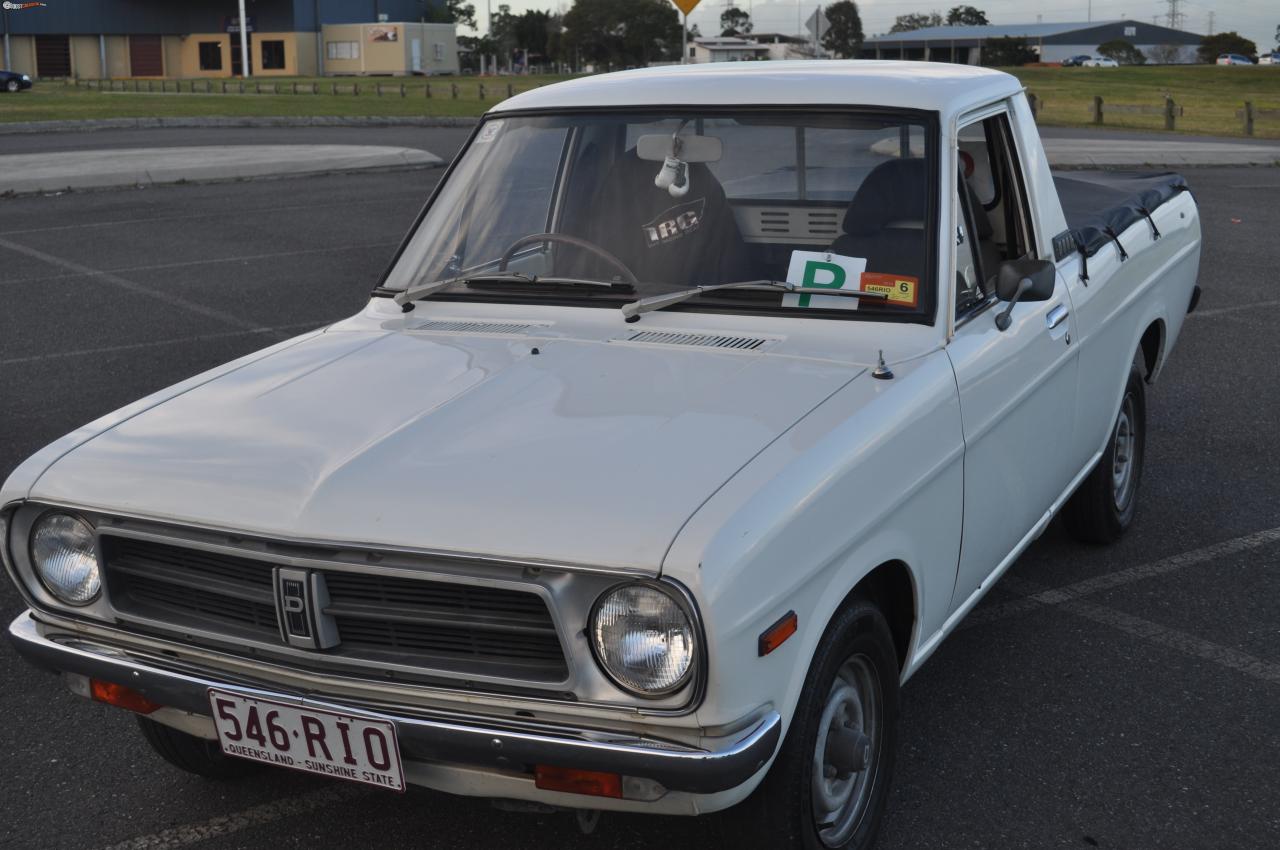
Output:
491 61 1022 119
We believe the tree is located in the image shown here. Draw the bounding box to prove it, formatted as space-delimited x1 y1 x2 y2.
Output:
946 5 988 25
512 9 557 64
822 1 864 58
980 36 1037 66
720 7 752 37
1097 39 1147 65
1146 44 1184 64
426 0 477 30
1196 32 1257 63
889 12 942 33
562 0 682 69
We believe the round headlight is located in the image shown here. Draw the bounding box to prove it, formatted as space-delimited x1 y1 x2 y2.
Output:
31 513 100 605
590 583 697 697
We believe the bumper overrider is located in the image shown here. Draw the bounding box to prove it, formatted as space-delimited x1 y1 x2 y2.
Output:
8 611 781 796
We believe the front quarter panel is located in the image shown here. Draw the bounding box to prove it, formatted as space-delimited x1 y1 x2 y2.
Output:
666 350 964 732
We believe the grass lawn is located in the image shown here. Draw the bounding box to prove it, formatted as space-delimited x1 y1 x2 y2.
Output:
1007 65 1280 139
2 66 1278 139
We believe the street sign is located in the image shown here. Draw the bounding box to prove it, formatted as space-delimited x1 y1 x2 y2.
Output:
805 8 830 39
671 0 701 17
224 15 255 34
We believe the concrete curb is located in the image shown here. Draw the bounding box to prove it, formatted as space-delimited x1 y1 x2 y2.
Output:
0 144 444 195
0 115 481 136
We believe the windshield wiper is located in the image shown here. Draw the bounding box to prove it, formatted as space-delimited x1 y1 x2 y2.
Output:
620 279 888 321
394 273 629 311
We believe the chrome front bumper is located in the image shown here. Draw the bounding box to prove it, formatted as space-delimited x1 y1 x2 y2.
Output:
8 612 779 795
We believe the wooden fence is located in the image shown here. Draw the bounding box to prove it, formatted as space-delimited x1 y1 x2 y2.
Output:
74 77 521 101
1027 91 1277 136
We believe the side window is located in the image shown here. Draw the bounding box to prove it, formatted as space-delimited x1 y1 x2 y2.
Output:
955 110 1036 318
955 194 983 314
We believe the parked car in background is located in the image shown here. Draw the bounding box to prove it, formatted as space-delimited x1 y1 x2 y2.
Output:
1083 56 1119 67
1258 53 1279 65
0 70 33 93
1062 54 1092 67
2 62 1203 850
1216 54 1255 65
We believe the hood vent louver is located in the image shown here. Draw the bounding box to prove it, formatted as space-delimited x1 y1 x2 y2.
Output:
621 330 773 351
409 319 546 335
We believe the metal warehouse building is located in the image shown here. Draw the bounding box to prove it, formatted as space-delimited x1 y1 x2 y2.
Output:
863 20 1203 65
0 0 457 79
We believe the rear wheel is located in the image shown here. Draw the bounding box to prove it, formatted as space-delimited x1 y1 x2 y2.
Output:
728 597 900 850
1064 360 1146 544
137 716 260 780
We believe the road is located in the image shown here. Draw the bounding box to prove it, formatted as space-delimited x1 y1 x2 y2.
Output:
1 167 1279 849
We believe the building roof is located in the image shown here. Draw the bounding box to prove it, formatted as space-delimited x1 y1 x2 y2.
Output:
868 21 1119 43
866 19 1202 45
493 61 1020 117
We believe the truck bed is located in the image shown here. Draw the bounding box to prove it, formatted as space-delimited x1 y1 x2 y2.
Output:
1051 171 1189 259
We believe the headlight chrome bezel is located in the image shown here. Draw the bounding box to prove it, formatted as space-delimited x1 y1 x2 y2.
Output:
588 580 703 699
28 510 102 606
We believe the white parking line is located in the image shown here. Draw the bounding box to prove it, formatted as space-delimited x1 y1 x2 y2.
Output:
1186 298 1280 320
0 240 402 287
0 322 322 367
94 784 371 850
0 236 271 333
1060 597 1280 685
2 195 423 237
964 526 1280 628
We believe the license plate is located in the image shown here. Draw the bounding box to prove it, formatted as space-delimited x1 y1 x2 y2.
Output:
208 689 405 792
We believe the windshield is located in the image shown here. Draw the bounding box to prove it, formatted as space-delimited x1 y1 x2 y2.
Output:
384 109 938 321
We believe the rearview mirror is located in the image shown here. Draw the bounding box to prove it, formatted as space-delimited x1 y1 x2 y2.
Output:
636 133 723 163
993 259 1057 331
995 259 1055 302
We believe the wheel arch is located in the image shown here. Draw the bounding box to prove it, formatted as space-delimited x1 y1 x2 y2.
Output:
843 559 917 674
1139 318 1166 383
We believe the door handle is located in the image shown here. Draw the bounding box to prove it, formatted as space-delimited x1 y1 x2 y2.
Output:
1046 304 1069 330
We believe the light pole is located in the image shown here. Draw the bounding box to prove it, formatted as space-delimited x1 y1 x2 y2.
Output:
237 0 251 78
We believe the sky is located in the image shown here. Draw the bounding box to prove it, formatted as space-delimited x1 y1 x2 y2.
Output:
469 0 1277 53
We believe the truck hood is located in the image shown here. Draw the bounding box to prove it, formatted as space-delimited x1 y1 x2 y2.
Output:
31 328 861 573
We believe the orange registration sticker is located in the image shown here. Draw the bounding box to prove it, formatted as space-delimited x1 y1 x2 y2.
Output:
860 272 919 308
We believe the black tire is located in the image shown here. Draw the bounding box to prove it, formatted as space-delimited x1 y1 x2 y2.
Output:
5 80 19 93
726 597 900 850
1063 360 1146 544
137 716 261 780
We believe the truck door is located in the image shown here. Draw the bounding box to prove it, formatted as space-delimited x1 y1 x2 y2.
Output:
946 108 1080 611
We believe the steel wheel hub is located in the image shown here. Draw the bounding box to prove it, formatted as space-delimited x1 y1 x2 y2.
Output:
1111 393 1138 511
812 655 880 847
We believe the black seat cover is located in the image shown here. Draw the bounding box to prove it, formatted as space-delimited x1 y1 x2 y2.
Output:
579 150 751 286
830 158 928 281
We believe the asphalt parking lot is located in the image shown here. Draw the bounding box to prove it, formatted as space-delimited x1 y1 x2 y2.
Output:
1 162 1278 850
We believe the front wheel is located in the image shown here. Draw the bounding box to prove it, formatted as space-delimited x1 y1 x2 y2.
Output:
137 716 261 780
728 597 900 850
1063 360 1146 544
5 80 19 93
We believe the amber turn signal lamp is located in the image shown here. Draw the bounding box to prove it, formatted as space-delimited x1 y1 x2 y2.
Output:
758 610 798 657
534 765 623 799
90 679 162 715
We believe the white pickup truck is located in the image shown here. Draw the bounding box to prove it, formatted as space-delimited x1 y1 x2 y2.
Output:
2 63 1201 849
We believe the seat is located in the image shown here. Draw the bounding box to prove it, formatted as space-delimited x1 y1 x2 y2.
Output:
577 149 752 286
829 158 929 281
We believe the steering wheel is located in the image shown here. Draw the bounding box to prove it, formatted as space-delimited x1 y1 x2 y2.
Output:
497 233 639 285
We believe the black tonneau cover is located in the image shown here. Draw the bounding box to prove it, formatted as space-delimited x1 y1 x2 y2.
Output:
1051 171 1189 262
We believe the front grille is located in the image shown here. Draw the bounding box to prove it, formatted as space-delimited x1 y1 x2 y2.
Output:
101 536 568 683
